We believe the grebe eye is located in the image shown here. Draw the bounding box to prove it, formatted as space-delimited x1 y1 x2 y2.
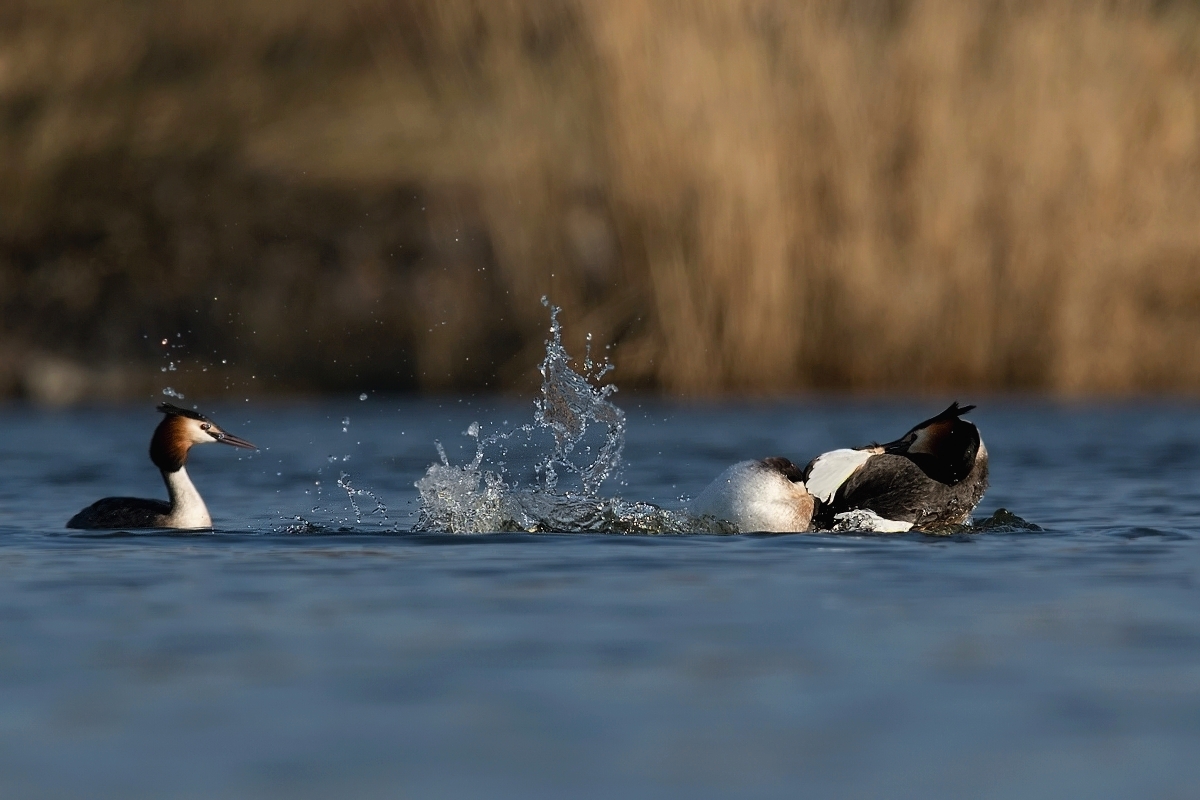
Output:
201 423 211 431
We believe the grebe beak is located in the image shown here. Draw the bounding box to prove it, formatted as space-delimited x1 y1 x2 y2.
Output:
210 430 257 450
880 434 914 455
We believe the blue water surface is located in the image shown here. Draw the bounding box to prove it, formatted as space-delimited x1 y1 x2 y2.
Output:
1 398 1199 799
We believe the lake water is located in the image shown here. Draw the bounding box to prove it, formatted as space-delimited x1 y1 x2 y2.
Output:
2 397 1200 798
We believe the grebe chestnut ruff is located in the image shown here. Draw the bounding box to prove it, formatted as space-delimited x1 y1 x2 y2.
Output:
66 403 256 530
691 403 988 533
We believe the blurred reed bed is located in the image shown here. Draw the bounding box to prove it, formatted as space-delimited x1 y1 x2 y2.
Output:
2 0 1200 402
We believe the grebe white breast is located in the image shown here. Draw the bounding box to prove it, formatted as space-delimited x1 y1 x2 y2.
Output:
66 403 256 530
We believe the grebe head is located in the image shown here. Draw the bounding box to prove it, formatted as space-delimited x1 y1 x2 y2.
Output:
149 403 256 472
881 401 981 485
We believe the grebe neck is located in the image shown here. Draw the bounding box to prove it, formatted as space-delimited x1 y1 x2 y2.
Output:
161 466 212 529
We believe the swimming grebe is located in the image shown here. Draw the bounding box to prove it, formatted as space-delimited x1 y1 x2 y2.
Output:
691 403 988 533
66 403 256 530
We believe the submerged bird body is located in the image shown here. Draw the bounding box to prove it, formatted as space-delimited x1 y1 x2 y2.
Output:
67 404 255 530
690 457 815 533
692 402 988 533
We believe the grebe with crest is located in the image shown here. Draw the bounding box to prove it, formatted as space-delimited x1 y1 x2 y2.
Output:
691 403 988 533
67 403 256 530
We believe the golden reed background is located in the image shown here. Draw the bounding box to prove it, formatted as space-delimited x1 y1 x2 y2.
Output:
3 0 1200 401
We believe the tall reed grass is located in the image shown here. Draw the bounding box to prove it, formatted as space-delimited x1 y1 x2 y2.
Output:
3 0 1200 399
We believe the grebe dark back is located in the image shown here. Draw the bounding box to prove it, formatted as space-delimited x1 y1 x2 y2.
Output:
805 402 988 531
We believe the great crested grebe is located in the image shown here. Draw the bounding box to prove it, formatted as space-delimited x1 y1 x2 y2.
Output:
691 403 988 533
67 403 256 530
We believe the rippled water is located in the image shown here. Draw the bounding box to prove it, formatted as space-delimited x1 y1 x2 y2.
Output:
3 397 1200 798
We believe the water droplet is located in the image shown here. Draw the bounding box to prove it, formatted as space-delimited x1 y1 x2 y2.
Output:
162 387 185 399
359 393 368 401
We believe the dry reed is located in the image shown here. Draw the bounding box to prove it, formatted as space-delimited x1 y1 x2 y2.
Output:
3 0 1200 399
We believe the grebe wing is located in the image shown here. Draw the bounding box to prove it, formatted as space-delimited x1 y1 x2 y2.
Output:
803 448 874 503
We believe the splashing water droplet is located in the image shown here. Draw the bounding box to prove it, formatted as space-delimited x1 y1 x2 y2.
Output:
337 472 389 526
162 387 185 399
533 302 624 494
414 301 725 534
359 393 368 401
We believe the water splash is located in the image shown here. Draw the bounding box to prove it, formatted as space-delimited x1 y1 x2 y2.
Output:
831 509 915 533
534 298 625 494
415 301 727 534
825 508 1041 537
337 473 389 526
